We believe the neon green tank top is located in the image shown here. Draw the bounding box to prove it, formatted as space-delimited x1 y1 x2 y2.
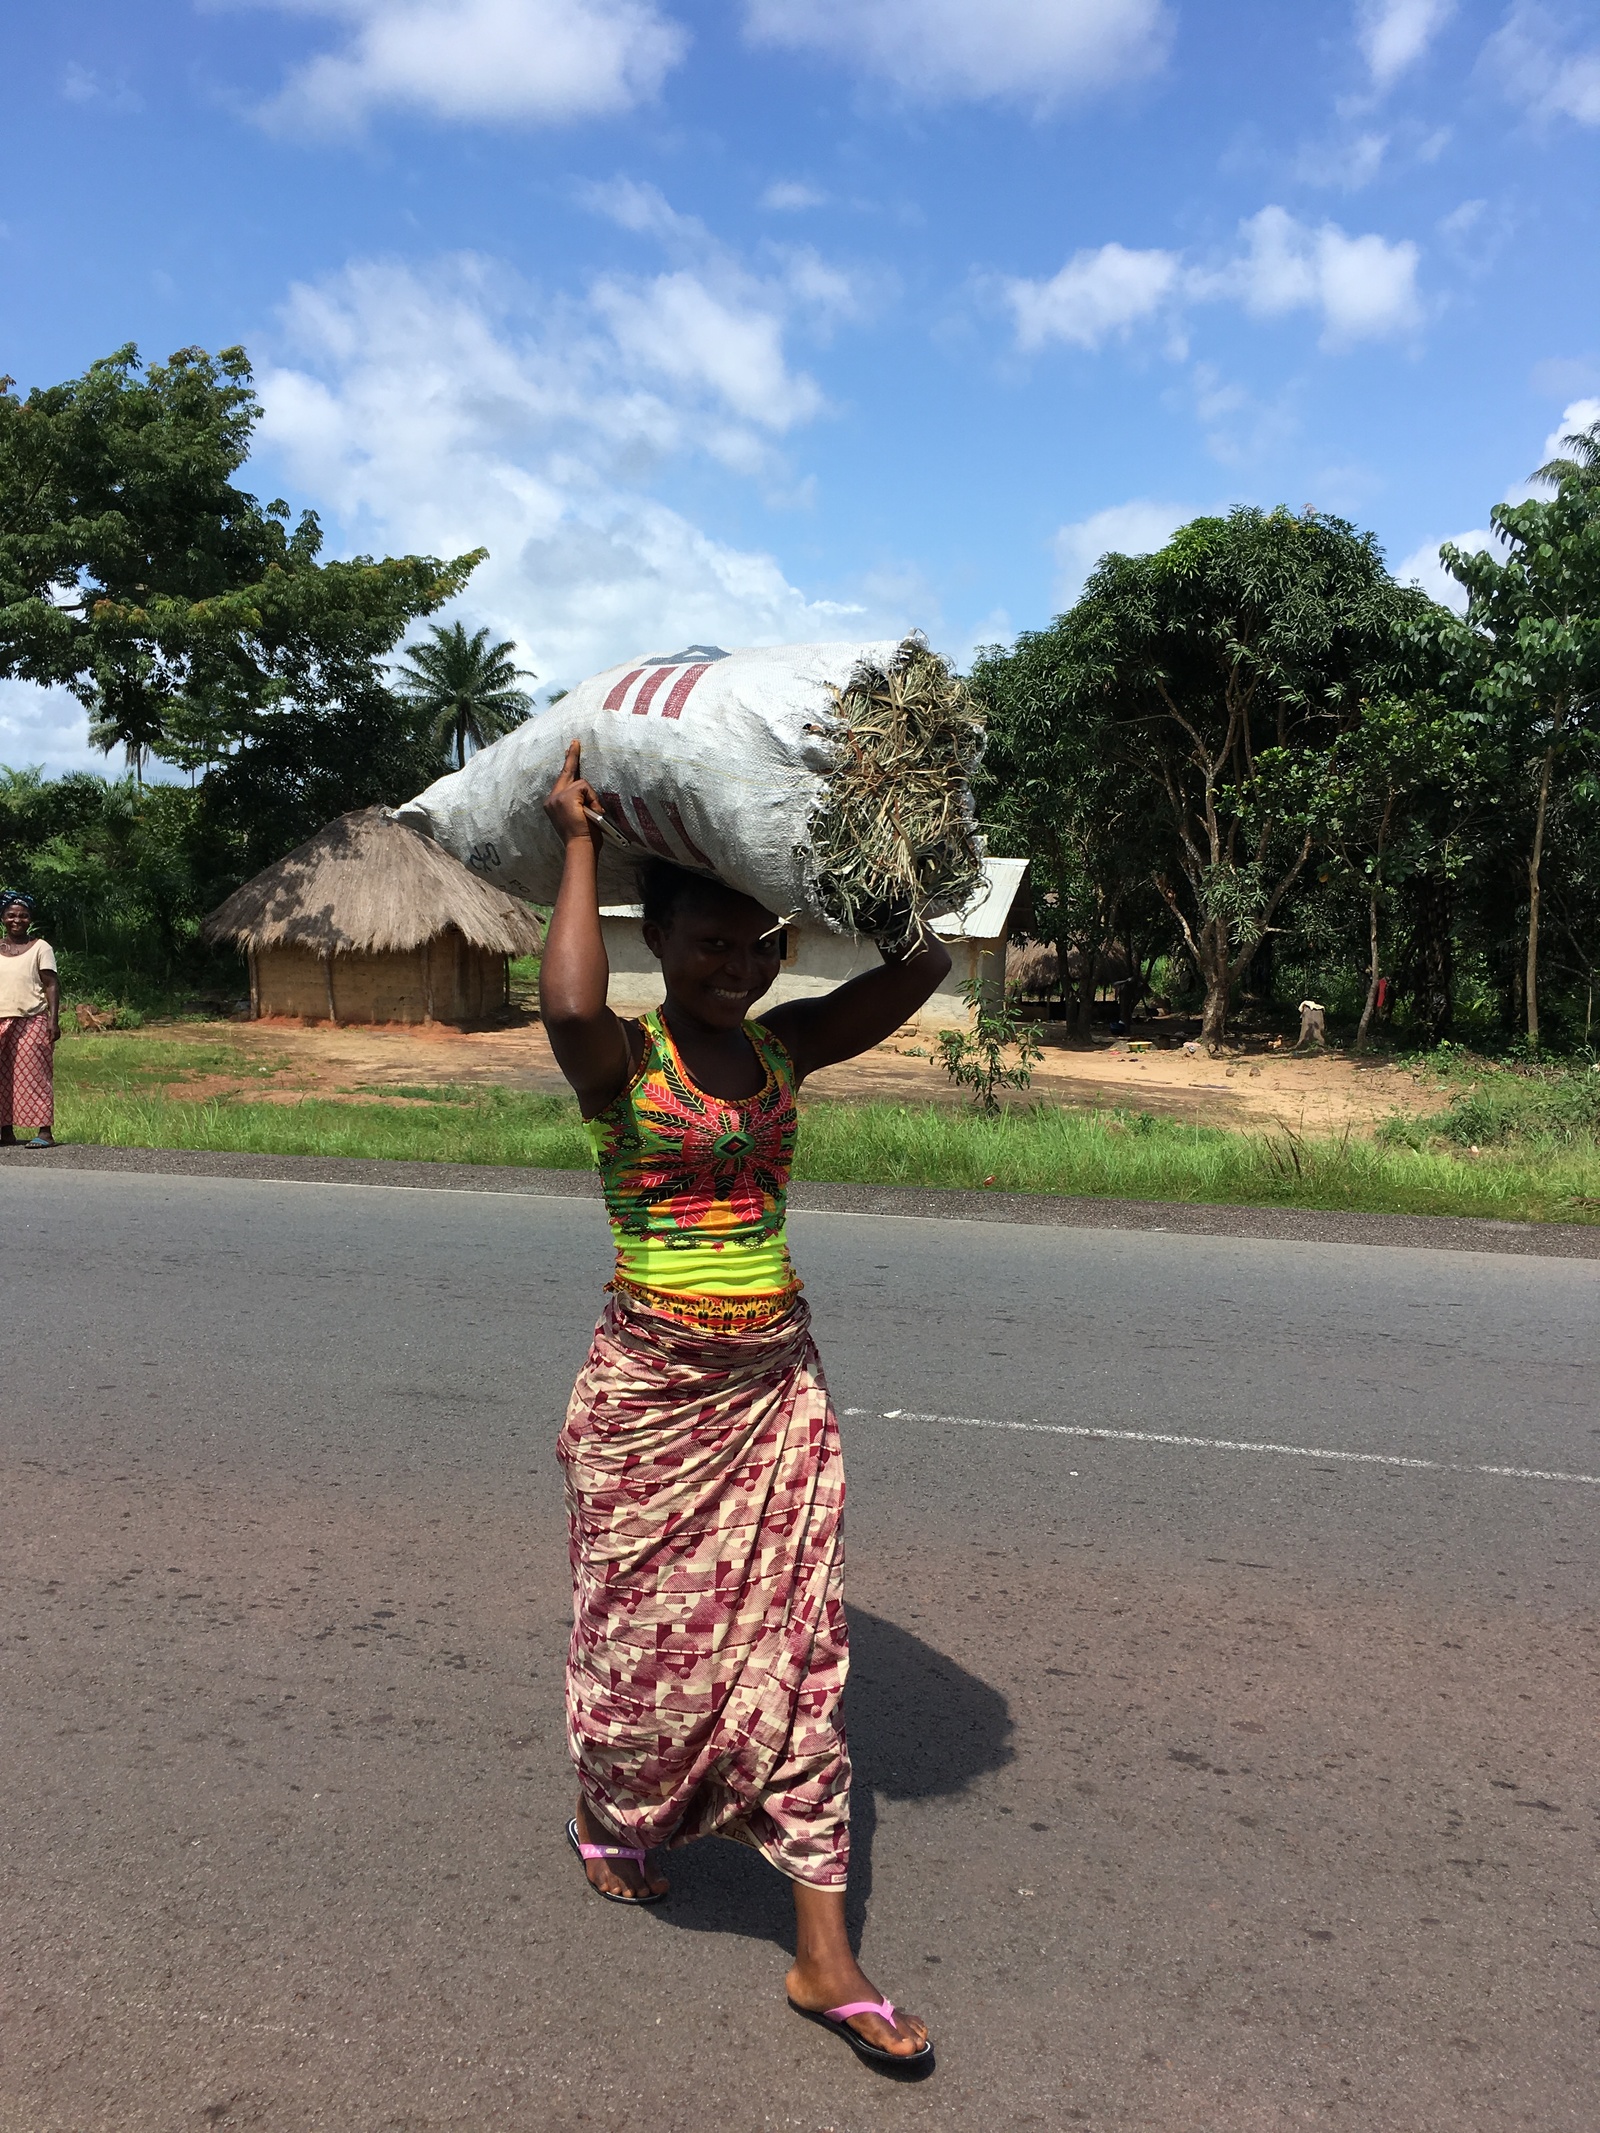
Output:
586 1008 798 1298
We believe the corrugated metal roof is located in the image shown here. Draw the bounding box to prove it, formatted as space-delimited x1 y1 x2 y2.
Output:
931 856 1028 942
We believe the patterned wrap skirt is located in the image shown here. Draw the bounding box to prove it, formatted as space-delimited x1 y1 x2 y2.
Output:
0 1013 54 1130
558 1288 851 1888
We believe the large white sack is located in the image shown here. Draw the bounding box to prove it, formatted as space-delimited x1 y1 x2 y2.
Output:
396 639 905 928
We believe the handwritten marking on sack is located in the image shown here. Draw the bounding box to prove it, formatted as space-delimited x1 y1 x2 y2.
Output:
660 662 711 720
603 669 646 712
466 841 501 873
631 667 675 717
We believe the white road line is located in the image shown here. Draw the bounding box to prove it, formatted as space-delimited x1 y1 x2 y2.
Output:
841 1409 1600 1487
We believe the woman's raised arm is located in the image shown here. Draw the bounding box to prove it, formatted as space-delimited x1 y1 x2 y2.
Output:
537 741 634 1117
761 931 952 1083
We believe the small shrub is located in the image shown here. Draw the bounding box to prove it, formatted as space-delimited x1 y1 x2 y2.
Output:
937 975 1043 1112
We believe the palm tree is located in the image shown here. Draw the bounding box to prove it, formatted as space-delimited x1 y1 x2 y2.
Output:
394 622 535 768
1535 414 1600 492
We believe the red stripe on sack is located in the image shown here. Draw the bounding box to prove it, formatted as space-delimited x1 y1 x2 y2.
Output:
596 790 647 846
630 797 676 857
662 800 714 869
602 668 646 711
659 662 710 721
630 666 675 716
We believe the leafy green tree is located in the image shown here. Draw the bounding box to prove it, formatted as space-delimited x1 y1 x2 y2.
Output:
0 343 482 783
1289 691 1476 1048
973 627 1167 1035
0 765 224 991
986 509 1434 1050
1440 418 1600 1046
393 621 535 769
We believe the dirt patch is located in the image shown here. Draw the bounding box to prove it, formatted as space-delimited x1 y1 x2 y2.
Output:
127 1015 1436 1134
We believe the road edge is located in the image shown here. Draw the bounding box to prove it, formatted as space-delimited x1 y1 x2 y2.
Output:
13 1141 1600 1260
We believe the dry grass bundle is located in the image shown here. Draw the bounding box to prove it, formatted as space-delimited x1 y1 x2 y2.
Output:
808 635 986 954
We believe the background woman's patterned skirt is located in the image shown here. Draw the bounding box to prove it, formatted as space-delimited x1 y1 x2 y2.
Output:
0 1013 53 1130
558 1290 851 1888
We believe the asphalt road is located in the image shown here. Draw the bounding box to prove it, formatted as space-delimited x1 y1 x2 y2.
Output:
2 1163 1596 2133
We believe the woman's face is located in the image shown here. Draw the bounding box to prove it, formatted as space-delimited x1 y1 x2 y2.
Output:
644 886 783 1031
1 903 29 942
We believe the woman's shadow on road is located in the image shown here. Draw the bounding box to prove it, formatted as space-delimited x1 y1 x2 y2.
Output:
651 1607 1014 1951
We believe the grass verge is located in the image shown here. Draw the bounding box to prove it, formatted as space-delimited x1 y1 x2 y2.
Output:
46 1035 1599 1223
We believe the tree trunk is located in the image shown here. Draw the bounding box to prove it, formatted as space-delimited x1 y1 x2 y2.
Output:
1199 918 1231 1052
1075 941 1098 1038
1355 888 1381 1051
1403 875 1454 1044
1526 745 1553 1048
1355 792 1393 1054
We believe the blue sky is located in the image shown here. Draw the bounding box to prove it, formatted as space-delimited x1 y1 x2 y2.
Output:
4 0 1599 773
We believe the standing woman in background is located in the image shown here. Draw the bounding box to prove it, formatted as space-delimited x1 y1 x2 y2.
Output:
0 893 60 1149
539 740 948 2073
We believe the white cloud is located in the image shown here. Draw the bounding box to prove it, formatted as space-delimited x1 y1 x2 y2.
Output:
1212 205 1422 345
590 272 824 431
1294 130 1388 190
1396 529 1492 611
1539 394 1600 464
1484 4 1600 125
1359 0 1455 90
761 181 828 212
60 62 143 111
570 181 864 433
739 0 1171 108
258 0 685 133
1005 243 1180 352
252 249 904 697
1009 209 1423 358
1053 500 1189 603
0 681 98 777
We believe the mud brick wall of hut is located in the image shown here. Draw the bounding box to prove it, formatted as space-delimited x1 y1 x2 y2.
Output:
251 929 507 1025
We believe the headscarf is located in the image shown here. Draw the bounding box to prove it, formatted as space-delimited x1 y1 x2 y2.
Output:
0 890 35 917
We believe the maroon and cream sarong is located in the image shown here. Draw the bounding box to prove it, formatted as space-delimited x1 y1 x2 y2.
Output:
558 1289 851 1888
0 1013 54 1131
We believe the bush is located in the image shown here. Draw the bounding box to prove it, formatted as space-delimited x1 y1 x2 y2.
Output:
1379 1054 1600 1150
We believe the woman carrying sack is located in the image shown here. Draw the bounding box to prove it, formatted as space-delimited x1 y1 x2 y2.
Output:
0 893 61 1149
540 740 948 2073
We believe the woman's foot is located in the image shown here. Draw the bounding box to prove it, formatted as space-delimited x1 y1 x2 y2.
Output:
572 1798 668 1902
785 1952 929 2059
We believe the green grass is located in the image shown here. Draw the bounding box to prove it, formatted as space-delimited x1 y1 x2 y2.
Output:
56 1035 286 1093
47 1033 1600 1222
57 1084 592 1167
1379 1050 1600 1152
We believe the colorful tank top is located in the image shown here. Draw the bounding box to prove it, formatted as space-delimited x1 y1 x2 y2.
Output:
586 1008 799 1327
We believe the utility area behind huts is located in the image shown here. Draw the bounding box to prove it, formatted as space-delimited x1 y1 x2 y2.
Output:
203 806 543 1026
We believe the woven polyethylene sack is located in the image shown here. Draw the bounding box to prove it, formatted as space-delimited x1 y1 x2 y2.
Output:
397 637 983 940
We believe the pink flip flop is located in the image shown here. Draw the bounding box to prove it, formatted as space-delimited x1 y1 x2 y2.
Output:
565 1817 667 1905
788 1994 934 2072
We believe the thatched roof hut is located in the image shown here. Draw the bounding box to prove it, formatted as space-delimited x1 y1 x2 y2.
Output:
204 806 543 1026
